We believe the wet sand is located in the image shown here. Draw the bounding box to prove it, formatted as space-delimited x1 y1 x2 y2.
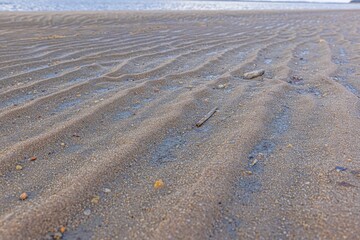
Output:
0 10 359 239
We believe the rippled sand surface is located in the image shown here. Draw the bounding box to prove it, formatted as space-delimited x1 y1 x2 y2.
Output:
0 11 359 239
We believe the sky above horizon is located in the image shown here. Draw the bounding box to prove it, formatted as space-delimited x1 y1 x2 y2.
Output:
198 0 350 2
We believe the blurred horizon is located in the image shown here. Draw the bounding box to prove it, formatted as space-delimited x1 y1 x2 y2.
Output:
1 0 359 12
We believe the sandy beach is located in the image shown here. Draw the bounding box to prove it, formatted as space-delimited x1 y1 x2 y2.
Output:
0 10 359 239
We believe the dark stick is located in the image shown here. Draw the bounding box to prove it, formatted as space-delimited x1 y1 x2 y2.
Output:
196 107 218 127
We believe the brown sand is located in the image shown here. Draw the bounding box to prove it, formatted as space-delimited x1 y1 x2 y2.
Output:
0 10 359 239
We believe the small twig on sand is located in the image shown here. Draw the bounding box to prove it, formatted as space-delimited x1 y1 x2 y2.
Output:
196 107 218 127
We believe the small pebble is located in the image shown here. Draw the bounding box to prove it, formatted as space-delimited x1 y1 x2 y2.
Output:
84 209 91 216
335 166 347 172
244 170 253 175
16 165 23 170
243 69 265 79
91 196 100 204
217 84 225 89
53 232 62 240
29 156 37 161
250 159 258 167
20 192 28 200
60 143 65 147
154 179 165 189
103 188 111 193
59 226 66 234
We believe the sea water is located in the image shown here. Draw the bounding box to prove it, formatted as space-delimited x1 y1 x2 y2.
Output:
0 0 359 11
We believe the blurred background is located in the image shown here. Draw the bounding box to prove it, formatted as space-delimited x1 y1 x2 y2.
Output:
0 0 359 11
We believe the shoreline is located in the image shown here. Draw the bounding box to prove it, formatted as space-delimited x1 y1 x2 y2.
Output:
0 8 359 14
